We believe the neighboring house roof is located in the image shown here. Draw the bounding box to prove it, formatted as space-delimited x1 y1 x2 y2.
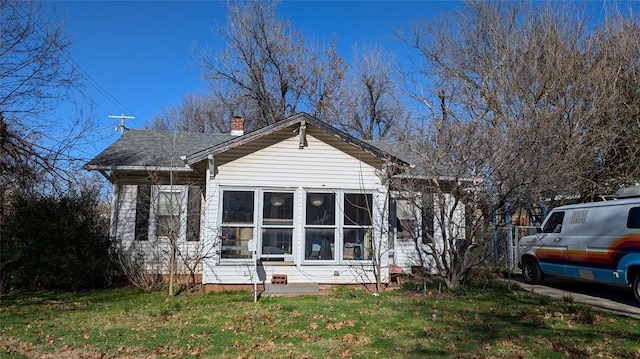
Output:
85 112 409 173
367 140 473 181
365 140 418 166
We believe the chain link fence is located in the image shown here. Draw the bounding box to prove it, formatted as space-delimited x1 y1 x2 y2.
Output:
491 225 539 271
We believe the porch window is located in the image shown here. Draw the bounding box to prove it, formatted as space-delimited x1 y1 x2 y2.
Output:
261 192 294 259
221 190 254 259
395 198 419 241
156 190 181 239
305 192 336 260
343 194 373 260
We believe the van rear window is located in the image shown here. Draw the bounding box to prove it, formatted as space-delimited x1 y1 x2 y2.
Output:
628 207 640 229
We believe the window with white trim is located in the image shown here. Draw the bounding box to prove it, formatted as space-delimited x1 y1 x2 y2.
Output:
304 192 336 261
221 190 254 259
156 190 182 239
394 198 419 241
218 188 378 264
261 192 294 260
343 193 373 260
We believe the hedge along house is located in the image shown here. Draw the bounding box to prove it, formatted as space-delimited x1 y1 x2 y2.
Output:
85 112 462 290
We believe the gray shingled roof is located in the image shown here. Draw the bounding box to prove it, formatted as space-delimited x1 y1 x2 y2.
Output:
85 126 465 180
87 113 456 179
84 130 234 170
86 113 411 172
366 140 470 179
365 140 417 165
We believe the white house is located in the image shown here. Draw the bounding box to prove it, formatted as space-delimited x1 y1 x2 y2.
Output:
85 113 463 291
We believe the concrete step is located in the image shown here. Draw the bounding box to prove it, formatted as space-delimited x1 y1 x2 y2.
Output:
262 283 320 296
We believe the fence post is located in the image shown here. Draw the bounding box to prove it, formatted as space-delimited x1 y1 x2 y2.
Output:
493 227 500 267
506 225 514 269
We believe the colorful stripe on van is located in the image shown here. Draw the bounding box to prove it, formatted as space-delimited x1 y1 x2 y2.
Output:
535 234 640 270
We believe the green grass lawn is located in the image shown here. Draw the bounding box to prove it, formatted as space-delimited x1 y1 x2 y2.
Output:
1 281 638 358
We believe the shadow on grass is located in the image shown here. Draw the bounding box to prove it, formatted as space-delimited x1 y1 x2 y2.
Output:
385 281 639 358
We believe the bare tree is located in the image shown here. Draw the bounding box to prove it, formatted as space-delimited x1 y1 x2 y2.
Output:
1 0 98 228
149 92 235 133
575 12 640 199
109 129 222 295
399 1 639 203
198 0 345 126
336 45 410 140
392 1 640 288
0 1 89 180
392 115 495 290
164 2 413 140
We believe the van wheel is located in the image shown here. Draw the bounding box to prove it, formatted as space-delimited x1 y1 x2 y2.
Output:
633 274 640 304
522 257 543 285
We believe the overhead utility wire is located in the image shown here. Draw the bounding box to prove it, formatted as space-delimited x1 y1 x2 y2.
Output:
21 3 137 117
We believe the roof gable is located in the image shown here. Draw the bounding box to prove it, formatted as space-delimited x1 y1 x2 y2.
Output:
184 112 406 168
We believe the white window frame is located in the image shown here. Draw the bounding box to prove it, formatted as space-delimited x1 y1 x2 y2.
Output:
219 188 257 262
150 185 187 241
216 187 379 265
393 194 423 243
341 192 374 262
302 190 377 265
303 191 339 264
259 190 296 262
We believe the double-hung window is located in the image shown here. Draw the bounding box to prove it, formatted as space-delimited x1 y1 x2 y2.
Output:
394 198 419 241
343 193 373 260
157 190 182 239
261 192 294 260
305 192 336 261
221 190 254 259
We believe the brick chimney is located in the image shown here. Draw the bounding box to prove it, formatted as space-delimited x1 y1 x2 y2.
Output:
230 116 244 136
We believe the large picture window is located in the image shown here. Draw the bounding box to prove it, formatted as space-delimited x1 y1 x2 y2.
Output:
221 190 254 259
305 193 336 260
218 188 378 264
261 192 294 259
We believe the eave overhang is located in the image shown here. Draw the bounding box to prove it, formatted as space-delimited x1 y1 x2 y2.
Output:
184 112 410 171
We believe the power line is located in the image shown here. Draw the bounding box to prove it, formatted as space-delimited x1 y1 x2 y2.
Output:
73 62 136 116
20 2 137 117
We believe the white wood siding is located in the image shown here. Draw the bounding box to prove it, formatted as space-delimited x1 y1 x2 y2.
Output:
215 135 381 189
202 134 390 285
392 193 467 274
115 184 205 274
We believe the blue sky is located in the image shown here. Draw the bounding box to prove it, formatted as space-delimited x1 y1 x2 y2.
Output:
44 1 631 163
46 0 460 162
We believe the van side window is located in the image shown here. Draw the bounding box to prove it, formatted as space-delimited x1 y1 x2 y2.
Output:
542 211 565 233
628 207 640 229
